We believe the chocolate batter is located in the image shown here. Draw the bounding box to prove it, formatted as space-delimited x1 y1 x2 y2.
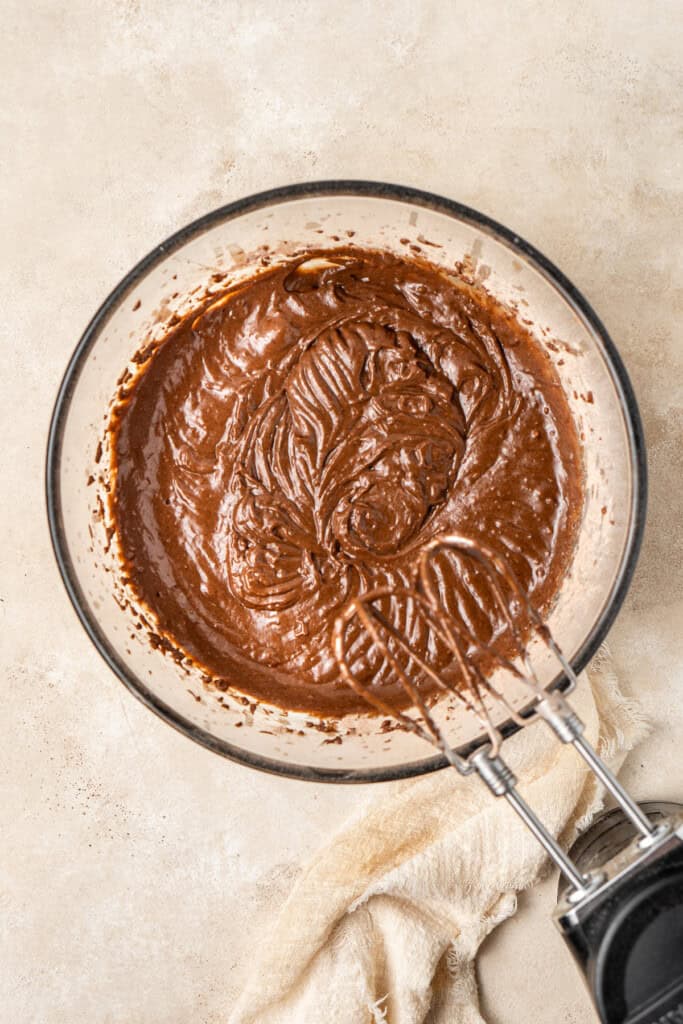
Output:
109 249 582 715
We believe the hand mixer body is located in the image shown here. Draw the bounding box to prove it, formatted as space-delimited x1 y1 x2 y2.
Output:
556 808 683 1024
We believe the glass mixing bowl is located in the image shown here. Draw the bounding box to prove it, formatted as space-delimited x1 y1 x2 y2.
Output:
46 182 646 782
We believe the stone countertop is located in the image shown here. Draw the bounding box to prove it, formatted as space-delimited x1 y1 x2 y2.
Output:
2 3 681 1021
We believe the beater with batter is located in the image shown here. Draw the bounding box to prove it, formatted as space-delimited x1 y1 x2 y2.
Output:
333 534 683 1024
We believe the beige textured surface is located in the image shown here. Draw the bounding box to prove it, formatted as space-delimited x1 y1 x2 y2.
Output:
1 2 681 1022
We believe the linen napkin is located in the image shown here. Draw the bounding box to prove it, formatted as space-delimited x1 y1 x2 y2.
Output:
229 650 647 1024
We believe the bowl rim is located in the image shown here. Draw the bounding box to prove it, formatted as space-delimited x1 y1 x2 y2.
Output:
45 180 647 783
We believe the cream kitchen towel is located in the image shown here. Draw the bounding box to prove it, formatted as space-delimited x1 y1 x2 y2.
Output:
230 651 647 1024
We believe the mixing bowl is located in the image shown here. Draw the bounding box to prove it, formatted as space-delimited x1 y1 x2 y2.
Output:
46 181 646 781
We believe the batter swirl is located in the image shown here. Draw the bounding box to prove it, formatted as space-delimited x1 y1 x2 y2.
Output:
110 249 581 714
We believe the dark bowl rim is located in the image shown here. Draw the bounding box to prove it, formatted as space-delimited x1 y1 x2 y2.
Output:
45 179 647 784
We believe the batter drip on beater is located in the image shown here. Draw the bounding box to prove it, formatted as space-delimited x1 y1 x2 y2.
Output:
109 248 582 715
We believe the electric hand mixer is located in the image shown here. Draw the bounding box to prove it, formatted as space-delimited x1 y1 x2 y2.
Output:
333 534 683 1024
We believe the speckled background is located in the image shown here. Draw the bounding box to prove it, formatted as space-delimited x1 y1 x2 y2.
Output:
2 3 681 1021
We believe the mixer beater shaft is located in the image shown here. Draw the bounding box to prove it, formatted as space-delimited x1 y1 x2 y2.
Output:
333 533 660 895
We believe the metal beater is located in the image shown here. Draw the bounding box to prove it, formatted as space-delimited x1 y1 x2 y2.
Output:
333 534 683 1024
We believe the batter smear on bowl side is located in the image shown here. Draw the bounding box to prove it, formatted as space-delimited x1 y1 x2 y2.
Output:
108 248 582 715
